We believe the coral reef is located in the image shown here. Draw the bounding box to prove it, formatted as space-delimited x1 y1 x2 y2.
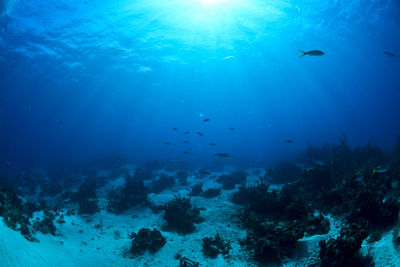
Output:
129 228 166 255
217 171 247 190
163 196 203 234
33 210 57 236
319 223 372 266
241 221 306 263
0 186 37 241
202 234 231 258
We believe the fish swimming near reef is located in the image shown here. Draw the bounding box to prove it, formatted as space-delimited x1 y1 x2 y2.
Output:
184 131 190 134
203 118 211 122
214 153 234 159
384 51 396 58
172 128 178 132
299 50 324 57
165 142 172 145
226 127 235 131
184 140 189 144
209 143 216 146
183 151 190 154
372 167 389 176
197 132 204 136
284 139 294 144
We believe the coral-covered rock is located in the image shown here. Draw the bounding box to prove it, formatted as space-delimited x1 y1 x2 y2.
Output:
305 214 330 236
217 171 247 190
163 196 202 234
76 178 99 215
319 223 371 267
33 211 57 236
202 188 221 198
242 221 305 263
176 170 189 185
202 234 231 258
152 174 175 194
190 183 203 196
130 228 166 255
107 174 148 213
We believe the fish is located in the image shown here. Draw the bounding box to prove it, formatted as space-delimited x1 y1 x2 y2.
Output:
197 132 204 136
284 139 294 144
184 131 190 134
58 120 63 125
372 167 389 176
299 50 324 57
209 143 216 146
184 140 189 144
203 118 211 122
384 51 396 58
214 153 234 159
172 128 178 132
164 142 172 145
226 127 235 131
183 151 190 154
167 160 175 164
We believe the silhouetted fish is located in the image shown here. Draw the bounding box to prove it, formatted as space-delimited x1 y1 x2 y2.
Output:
214 153 234 159
184 140 189 144
197 132 204 136
183 151 190 154
227 127 235 131
184 131 190 134
167 160 175 164
199 170 211 175
384 51 396 58
172 128 178 132
165 142 172 145
203 118 211 122
284 139 294 144
209 143 216 146
299 50 324 57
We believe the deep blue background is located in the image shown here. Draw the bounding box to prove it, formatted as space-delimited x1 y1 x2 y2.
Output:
1 0 399 171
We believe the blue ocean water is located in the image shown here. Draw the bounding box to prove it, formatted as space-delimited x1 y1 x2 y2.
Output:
1 0 399 171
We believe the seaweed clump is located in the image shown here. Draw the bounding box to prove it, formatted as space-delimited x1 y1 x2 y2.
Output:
217 171 247 190
129 228 166 255
319 223 372 267
163 196 203 234
202 234 231 258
